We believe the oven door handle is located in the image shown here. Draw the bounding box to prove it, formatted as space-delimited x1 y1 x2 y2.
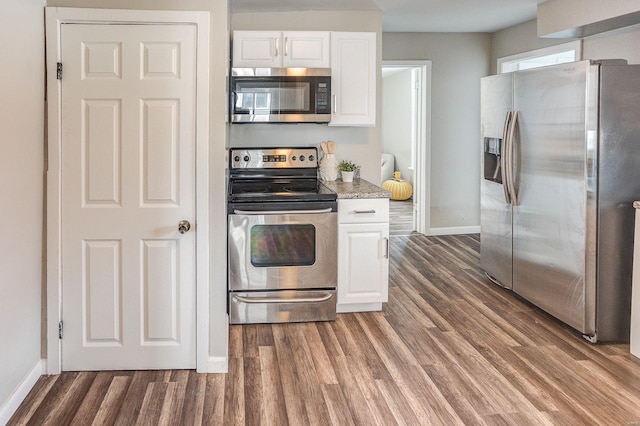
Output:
233 292 333 304
233 208 333 215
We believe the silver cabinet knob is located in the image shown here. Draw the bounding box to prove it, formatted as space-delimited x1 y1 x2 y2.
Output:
178 220 191 234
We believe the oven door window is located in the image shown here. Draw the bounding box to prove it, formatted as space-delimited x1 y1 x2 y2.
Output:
250 224 316 267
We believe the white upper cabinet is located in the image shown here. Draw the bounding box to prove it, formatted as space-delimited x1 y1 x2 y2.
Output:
232 31 330 68
330 32 377 127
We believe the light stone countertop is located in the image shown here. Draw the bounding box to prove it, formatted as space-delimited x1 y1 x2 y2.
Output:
322 178 391 199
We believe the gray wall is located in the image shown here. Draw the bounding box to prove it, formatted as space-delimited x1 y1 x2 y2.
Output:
382 68 414 185
382 33 491 229
230 11 383 184
0 0 45 414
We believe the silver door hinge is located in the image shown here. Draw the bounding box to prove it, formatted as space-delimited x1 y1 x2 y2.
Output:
57 62 63 80
58 321 63 339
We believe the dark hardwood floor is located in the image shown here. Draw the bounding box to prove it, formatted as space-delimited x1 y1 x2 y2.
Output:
9 234 640 425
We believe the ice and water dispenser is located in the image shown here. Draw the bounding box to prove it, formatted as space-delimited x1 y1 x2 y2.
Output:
483 137 503 184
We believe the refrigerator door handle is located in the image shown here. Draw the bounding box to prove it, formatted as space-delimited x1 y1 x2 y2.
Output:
508 110 520 206
501 111 513 204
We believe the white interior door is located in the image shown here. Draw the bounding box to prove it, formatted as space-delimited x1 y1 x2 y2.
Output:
60 23 197 370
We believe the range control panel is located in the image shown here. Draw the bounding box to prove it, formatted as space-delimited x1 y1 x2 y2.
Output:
230 148 318 169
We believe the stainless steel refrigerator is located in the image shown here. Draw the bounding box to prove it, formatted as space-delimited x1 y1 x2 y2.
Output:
480 60 640 342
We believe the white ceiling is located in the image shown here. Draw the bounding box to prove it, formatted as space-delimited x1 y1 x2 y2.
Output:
231 0 546 33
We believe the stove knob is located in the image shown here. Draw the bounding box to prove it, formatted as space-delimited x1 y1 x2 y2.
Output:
299 155 306 162
308 155 315 162
243 155 250 162
234 155 240 162
292 156 297 161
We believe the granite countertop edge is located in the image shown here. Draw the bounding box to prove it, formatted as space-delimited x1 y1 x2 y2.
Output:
322 178 391 199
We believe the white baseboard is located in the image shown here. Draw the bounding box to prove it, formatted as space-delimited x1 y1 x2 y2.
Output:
337 302 383 313
206 356 228 373
0 359 44 425
428 225 480 236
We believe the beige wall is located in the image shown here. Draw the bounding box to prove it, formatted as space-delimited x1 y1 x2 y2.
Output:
491 19 640 73
383 33 491 229
230 11 383 184
45 0 230 368
0 0 45 416
489 19 577 75
582 23 640 64
538 0 640 37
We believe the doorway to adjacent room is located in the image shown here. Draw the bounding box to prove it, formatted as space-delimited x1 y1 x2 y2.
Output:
381 61 431 236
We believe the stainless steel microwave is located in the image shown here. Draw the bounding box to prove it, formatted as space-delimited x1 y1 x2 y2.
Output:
230 68 331 123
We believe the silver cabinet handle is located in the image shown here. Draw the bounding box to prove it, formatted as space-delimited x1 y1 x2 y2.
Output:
234 208 333 215
384 237 390 259
354 209 376 214
501 110 512 204
178 220 191 234
234 292 333 304
284 36 289 56
274 36 279 57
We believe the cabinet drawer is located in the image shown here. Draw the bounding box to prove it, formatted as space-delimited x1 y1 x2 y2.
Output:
338 198 389 224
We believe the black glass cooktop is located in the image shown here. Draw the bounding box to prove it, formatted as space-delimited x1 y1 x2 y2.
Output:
228 178 336 202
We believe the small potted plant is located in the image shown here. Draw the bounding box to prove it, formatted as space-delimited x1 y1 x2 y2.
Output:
338 160 358 183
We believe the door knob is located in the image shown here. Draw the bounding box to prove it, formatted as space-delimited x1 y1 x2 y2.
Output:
178 220 191 234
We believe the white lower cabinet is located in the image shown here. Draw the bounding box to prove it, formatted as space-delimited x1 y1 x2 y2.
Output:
337 198 389 313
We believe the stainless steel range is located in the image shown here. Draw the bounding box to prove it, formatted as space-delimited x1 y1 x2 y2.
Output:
227 147 338 324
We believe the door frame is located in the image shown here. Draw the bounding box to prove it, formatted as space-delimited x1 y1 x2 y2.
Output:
381 60 432 234
45 7 210 374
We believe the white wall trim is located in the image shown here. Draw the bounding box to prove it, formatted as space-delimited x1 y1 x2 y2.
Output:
382 60 432 235
0 360 45 424
203 315 228 373
429 226 480 236
45 7 211 374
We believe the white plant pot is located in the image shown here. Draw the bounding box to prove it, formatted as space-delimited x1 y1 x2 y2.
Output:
341 171 354 182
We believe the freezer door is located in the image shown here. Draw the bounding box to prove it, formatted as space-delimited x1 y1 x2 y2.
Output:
480 74 513 288
512 61 595 335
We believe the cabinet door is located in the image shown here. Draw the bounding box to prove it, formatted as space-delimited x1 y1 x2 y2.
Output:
338 222 389 305
330 32 376 126
232 31 282 68
283 31 330 68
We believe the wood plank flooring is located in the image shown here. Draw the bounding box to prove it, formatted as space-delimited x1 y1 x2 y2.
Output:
389 199 414 236
10 234 640 425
